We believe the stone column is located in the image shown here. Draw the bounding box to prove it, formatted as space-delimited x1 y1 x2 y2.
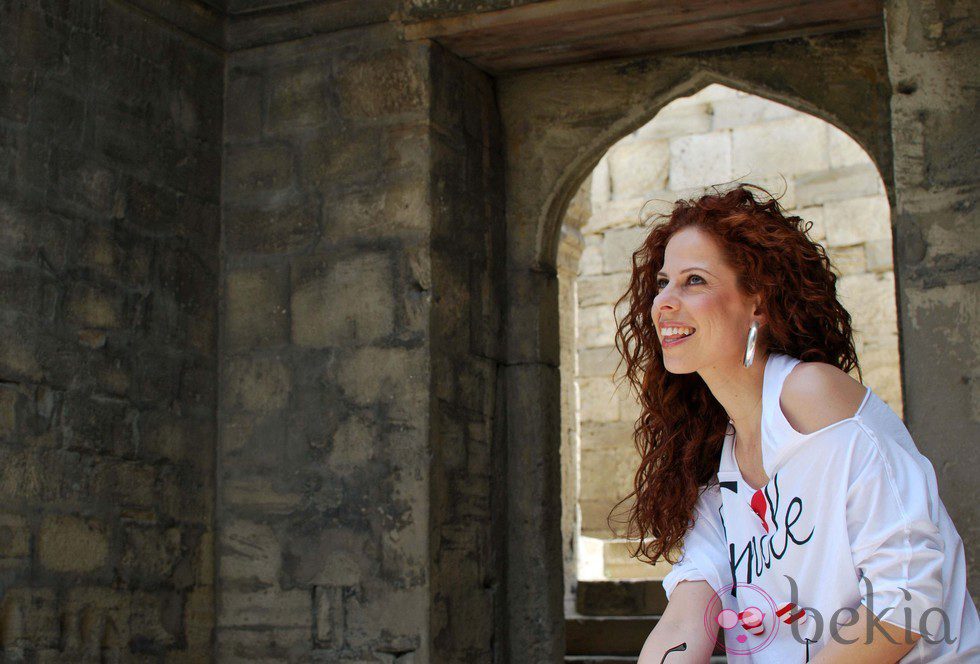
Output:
884 0 980 602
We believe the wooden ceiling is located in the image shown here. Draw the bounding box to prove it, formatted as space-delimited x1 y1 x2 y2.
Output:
399 0 884 74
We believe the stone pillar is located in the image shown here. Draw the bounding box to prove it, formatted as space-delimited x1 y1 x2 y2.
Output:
885 0 980 602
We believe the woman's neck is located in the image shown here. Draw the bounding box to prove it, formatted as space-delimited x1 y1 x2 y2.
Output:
698 350 769 449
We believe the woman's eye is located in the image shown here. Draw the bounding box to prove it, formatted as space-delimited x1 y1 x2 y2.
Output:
656 274 705 290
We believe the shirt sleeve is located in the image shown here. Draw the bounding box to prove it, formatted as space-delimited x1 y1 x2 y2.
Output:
661 485 730 601
846 423 946 639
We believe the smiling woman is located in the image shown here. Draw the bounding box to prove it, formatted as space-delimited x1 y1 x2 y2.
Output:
613 184 980 663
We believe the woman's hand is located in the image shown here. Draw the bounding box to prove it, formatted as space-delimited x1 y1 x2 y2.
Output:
637 579 720 663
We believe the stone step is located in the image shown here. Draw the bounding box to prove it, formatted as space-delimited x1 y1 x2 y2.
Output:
575 579 668 616
566 616 659 656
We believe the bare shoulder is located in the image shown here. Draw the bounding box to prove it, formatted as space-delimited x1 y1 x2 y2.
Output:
780 361 868 434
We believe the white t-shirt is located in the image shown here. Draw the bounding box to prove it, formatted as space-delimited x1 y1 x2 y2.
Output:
661 352 980 662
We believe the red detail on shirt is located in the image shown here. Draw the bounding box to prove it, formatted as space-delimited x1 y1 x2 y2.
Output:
751 489 769 533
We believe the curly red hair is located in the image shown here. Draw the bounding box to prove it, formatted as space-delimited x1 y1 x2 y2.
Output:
611 183 861 565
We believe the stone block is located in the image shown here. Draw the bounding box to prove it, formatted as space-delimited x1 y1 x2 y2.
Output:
731 115 829 178
63 282 128 329
291 251 396 347
578 236 603 276
823 196 891 247
221 477 303 515
75 222 153 286
837 272 898 334
607 140 669 200
342 585 423 651
224 143 295 199
577 345 619 378
577 304 618 350
223 356 291 414
600 226 648 273
219 587 311 628
0 512 30 558
865 239 894 273
0 587 60 648
215 626 310 661
119 526 182 587
580 420 635 452
225 266 289 352
795 164 884 207
314 585 344 648
577 273 629 308
577 377 620 423
335 346 427 422
323 179 428 241
668 131 732 190
0 200 68 269
326 412 377 472
267 64 338 132
585 197 651 233
711 94 796 129
220 519 281 584
38 515 109 573
337 51 426 120
129 590 180 648
183 587 214 653
223 196 319 256
828 244 867 276
636 102 712 139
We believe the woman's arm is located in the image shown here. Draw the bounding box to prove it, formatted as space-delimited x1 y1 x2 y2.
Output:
808 603 918 663
637 580 720 664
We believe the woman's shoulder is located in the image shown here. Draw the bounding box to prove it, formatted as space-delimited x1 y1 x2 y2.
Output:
778 360 868 436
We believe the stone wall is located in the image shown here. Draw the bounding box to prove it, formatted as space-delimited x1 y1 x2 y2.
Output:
218 25 506 663
0 0 222 660
574 84 901 553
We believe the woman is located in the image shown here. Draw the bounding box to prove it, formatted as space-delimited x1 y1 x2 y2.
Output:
611 185 980 662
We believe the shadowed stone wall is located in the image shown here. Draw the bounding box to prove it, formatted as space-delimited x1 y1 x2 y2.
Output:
0 0 221 660
218 24 505 662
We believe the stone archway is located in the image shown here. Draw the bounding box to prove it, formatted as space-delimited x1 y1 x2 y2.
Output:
496 30 895 662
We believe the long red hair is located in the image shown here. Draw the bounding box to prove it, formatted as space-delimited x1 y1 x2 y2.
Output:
611 183 861 564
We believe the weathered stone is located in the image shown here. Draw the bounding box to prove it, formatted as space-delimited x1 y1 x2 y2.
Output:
668 131 732 189
220 519 281 584
225 266 289 351
577 377 620 423
224 143 295 199
38 515 109 573
0 512 30 558
795 164 884 206
712 93 796 129
335 347 428 421
607 140 670 199
337 51 426 120
224 356 290 414
223 197 320 255
291 252 396 348
823 196 891 246
732 115 830 177
219 587 311 628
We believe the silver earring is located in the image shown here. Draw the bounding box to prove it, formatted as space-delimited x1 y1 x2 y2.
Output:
743 321 760 368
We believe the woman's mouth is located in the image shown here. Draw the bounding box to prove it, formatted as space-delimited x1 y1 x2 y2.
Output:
660 325 695 348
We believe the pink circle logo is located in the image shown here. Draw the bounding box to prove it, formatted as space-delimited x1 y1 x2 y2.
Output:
703 583 779 655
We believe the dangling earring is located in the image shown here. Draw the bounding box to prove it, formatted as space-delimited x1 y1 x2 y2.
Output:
743 321 760 368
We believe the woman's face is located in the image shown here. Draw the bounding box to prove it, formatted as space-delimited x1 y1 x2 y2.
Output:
651 226 763 374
